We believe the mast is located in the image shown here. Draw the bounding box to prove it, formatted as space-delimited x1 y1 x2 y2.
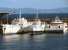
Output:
19 8 22 23
35 8 39 21
19 8 22 24
36 8 38 19
7 14 8 24
19 8 23 29
7 13 11 24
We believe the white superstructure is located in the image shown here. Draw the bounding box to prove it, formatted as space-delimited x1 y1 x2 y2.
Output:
49 16 64 30
12 18 33 28
32 19 45 31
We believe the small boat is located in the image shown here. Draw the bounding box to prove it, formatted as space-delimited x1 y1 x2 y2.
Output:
29 9 45 35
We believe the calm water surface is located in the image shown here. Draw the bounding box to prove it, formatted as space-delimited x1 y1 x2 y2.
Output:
0 33 68 50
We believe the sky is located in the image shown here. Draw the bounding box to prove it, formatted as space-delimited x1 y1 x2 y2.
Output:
0 0 68 9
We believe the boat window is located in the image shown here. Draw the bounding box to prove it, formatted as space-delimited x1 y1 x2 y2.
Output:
49 25 50 28
59 26 60 28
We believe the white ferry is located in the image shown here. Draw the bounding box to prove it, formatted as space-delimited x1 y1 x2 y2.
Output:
2 9 33 34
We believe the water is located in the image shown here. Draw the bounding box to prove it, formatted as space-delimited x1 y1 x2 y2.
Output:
0 33 68 50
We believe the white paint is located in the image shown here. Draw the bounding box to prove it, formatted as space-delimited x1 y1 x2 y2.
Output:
2 24 20 34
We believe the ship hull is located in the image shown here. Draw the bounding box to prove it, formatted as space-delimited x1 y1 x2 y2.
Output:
44 30 63 34
17 30 63 35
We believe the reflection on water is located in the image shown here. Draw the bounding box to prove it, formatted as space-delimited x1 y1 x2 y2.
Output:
0 33 68 50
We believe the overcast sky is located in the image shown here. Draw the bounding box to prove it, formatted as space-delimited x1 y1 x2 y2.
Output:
0 0 68 9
